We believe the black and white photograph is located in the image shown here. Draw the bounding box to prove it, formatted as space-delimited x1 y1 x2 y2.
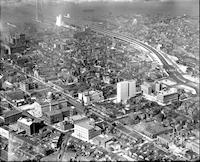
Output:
0 0 199 161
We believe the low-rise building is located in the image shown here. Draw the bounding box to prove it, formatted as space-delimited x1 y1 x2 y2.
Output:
6 91 26 107
60 107 71 118
185 139 200 155
78 90 104 105
43 107 72 125
41 98 69 113
191 129 200 138
73 118 101 141
134 121 173 139
157 88 178 104
92 134 114 149
68 114 87 124
2 81 13 90
58 120 73 131
18 102 42 118
9 131 40 155
44 109 64 125
17 117 41 136
19 81 38 92
0 125 10 139
0 110 22 125
141 82 153 95
157 134 172 146
103 74 111 84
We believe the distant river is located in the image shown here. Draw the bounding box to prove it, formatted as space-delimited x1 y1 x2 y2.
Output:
40 0 199 21
1 0 198 34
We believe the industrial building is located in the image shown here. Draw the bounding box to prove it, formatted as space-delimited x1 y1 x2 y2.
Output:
5 33 27 54
41 98 69 113
19 81 39 92
141 82 153 95
92 134 115 149
44 109 64 125
156 88 178 104
141 80 163 95
17 117 41 136
0 110 22 125
19 102 43 118
43 107 71 125
73 118 101 141
141 80 179 105
6 91 26 107
57 120 73 131
78 90 104 105
117 80 136 103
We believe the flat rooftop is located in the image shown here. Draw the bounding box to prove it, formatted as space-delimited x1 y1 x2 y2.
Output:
17 117 33 126
75 119 101 131
6 90 25 101
158 88 178 95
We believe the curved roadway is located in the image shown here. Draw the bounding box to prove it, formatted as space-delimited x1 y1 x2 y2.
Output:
63 17 198 94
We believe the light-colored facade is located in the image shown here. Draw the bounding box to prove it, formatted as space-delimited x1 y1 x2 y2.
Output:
128 80 137 99
78 90 104 105
117 81 128 103
117 80 136 103
157 88 178 104
17 118 34 136
186 139 200 155
73 119 101 141
19 102 42 118
141 83 152 95
0 126 9 139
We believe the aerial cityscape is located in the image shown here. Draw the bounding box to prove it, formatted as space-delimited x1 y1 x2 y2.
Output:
0 0 199 161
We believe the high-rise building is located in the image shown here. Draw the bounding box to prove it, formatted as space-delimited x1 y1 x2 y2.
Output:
128 80 137 98
117 81 128 103
117 80 136 103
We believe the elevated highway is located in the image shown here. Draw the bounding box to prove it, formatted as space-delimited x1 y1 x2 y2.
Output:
63 17 199 95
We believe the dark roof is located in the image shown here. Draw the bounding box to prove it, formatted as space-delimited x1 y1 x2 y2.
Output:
60 107 71 112
145 122 172 136
13 133 38 146
3 109 22 118
7 91 25 101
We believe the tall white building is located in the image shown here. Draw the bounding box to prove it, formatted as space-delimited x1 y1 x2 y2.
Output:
56 14 62 27
117 80 136 103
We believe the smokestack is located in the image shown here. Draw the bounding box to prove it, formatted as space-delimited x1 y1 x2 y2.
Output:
56 14 62 27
